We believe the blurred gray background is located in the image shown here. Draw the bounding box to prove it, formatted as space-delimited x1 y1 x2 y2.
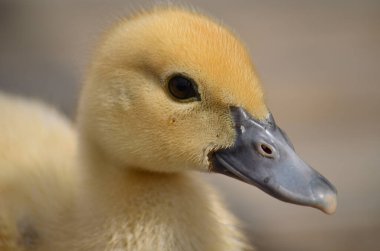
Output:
0 0 379 250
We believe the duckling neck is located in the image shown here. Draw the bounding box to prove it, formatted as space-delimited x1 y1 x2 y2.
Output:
77 143 248 251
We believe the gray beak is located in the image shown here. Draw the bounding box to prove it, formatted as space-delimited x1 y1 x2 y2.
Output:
211 107 337 214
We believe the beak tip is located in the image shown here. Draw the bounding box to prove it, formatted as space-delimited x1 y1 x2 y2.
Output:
310 175 338 215
316 191 337 215
322 193 338 215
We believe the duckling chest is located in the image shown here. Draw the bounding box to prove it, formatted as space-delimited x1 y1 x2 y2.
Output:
97 198 217 251
78 172 247 251
81 186 240 250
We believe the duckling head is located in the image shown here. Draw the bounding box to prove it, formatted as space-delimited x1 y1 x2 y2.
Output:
79 8 337 214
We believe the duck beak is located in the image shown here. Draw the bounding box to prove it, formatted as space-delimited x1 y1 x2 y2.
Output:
210 107 337 214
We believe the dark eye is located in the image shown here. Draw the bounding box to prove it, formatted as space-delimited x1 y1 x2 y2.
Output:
168 75 200 101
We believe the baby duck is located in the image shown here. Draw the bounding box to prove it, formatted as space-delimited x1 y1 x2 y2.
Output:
0 7 337 251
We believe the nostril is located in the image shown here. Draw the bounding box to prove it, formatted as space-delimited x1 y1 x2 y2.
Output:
261 144 272 154
257 143 275 158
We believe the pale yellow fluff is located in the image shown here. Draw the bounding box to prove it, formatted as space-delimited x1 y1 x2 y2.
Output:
0 93 78 251
0 7 270 251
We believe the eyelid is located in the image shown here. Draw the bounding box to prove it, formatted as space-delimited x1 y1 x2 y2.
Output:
166 73 201 102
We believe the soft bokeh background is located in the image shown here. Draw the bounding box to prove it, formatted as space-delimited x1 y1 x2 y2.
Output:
1 0 379 250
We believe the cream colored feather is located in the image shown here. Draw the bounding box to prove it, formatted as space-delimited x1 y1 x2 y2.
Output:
0 7 270 251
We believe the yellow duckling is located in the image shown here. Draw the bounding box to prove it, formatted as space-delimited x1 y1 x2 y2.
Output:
0 7 337 251
0 92 77 251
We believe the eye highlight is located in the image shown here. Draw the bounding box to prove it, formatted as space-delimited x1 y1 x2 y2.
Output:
167 75 200 101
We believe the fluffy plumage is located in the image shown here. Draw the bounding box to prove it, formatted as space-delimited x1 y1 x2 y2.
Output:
0 7 270 251
0 93 77 251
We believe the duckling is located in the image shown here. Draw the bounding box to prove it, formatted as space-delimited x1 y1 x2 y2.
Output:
0 92 77 251
0 7 337 251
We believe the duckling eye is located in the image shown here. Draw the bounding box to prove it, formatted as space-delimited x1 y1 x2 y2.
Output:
168 75 200 101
